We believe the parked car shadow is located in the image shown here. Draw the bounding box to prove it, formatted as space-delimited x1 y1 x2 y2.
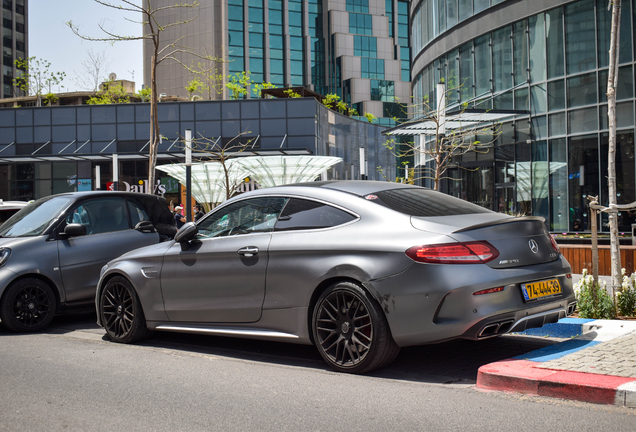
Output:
5 313 560 384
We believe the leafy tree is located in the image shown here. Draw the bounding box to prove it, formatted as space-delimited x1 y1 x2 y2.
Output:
187 50 227 100
253 82 277 98
12 57 66 107
283 88 301 98
225 71 252 100
364 112 377 123
86 80 130 104
185 78 202 100
137 87 151 102
68 0 222 194
43 93 58 106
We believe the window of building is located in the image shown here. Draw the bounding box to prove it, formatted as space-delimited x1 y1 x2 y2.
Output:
361 58 384 79
346 0 368 14
370 80 394 101
565 0 596 74
349 13 372 35
353 35 377 57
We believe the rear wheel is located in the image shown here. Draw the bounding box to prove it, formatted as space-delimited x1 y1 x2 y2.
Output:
312 281 400 374
100 276 151 344
0 278 57 332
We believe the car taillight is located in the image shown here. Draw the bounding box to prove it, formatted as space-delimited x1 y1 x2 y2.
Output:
405 241 499 264
550 236 560 253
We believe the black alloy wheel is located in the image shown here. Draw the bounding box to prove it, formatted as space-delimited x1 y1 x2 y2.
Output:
100 276 151 344
0 278 56 332
312 281 400 374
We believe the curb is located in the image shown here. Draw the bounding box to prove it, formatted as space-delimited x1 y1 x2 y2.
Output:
478 319 636 408
477 359 636 407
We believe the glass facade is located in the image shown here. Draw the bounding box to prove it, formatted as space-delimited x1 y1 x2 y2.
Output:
412 0 636 233
0 99 394 200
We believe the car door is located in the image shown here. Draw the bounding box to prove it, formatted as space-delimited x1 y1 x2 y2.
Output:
160 196 287 323
58 197 159 303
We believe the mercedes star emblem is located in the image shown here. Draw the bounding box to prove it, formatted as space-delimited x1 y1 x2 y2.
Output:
529 239 539 254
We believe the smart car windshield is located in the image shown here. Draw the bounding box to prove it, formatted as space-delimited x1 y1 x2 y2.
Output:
0 196 74 237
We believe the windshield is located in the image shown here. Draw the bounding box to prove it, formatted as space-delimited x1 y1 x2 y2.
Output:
0 196 74 237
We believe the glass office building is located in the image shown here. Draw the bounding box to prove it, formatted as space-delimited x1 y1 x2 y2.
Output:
1 0 27 99
410 0 636 233
144 0 411 125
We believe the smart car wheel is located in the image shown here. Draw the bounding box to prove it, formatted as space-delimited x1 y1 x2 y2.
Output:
312 281 400 374
100 276 151 344
0 278 57 333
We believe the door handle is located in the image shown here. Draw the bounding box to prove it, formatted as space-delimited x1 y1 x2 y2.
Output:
238 247 259 257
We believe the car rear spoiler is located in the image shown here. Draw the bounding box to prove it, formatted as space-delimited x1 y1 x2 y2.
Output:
452 216 546 234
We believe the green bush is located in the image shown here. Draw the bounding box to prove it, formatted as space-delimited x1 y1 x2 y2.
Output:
574 269 616 319
618 269 636 317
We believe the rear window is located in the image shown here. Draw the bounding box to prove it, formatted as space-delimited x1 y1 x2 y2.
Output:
368 189 492 217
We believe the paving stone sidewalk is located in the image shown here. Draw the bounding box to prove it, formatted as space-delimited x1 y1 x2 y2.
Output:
537 331 636 378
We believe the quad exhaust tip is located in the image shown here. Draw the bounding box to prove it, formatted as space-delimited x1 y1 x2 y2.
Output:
478 320 515 337
567 302 577 316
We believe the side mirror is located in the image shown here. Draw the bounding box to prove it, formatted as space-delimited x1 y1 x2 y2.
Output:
175 222 198 250
135 220 157 233
62 223 87 238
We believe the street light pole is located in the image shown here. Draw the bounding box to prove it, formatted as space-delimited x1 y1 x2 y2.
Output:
185 129 192 222
112 154 118 191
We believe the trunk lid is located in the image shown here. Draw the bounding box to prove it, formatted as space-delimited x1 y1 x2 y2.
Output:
411 215 559 268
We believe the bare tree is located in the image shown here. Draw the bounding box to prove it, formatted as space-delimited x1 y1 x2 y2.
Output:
606 0 623 297
383 84 500 191
189 132 254 201
74 49 112 92
67 0 223 194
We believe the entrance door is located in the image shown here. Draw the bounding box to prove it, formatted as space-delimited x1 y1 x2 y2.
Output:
495 185 515 215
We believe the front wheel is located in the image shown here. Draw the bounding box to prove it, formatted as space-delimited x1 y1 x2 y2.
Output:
312 281 400 374
0 278 57 332
100 276 151 344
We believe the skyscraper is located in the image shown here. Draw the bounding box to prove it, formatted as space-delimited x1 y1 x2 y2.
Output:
143 0 410 125
1 0 27 99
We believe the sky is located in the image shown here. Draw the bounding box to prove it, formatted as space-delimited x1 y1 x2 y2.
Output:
29 0 144 93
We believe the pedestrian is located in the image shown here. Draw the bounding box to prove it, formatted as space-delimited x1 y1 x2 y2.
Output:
193 204 205 222
174 205 186 229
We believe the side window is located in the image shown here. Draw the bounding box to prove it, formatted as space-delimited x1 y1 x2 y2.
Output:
127 200 150 228
197 197 288 238
274 198 357 231
66 198 130 235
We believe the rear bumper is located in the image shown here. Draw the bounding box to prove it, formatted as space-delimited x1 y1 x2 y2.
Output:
366 256 575 347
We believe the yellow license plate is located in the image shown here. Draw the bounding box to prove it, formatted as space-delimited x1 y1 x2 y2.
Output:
521 279 562 301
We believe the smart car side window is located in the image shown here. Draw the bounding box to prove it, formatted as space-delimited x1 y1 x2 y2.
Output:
127 200 150 228
66 198 130 235
197 197 288 238
274 198 357 231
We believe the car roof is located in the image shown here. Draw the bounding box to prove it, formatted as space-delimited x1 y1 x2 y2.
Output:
265 180 420 196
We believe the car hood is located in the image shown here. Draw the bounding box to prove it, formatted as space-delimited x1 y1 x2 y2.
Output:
0 236 40 249
111 240 175 263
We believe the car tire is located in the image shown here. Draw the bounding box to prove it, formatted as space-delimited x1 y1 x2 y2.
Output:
100 276 152 344
0 278 57 333
312 281 400 374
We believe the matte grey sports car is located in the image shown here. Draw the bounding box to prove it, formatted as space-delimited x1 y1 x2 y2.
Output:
96 181 576 373
0 192 176 332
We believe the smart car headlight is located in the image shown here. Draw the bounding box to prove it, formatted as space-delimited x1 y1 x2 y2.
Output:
0 248 11 267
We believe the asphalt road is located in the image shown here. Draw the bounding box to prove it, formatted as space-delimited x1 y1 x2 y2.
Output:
1 313 634 431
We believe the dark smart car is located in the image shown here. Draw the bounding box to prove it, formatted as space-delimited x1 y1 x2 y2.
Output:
0 192 176 332
96 181 576 373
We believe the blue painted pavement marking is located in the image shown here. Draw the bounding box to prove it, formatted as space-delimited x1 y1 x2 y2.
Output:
513 339 601 363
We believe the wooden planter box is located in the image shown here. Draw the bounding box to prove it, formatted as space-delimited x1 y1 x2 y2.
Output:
558 244 636 275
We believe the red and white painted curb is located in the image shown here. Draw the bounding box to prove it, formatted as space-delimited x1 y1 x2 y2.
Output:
477 359 636 407
477 320 636 408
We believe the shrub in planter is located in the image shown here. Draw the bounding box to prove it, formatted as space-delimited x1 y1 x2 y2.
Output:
618 269 636 317
574 269 616 319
